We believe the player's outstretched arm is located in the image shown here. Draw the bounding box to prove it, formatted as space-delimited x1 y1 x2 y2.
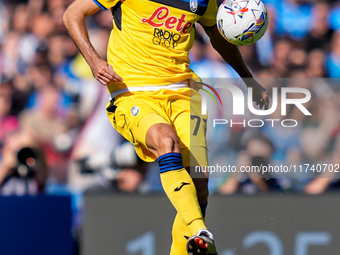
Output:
203 25 269 109
63 0 122 85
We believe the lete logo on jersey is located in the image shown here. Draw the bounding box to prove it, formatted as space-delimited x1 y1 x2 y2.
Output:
142 7 193 34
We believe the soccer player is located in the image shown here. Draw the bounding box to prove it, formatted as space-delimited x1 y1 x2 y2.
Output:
63 0 268 254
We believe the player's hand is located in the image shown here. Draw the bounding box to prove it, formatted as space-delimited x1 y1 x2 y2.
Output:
247 79 269 110
91 58 123 86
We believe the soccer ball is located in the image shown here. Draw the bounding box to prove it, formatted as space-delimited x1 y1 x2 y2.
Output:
216 0 268 46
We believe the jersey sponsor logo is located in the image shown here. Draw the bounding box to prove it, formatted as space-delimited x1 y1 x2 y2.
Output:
190 0 198 12
174 182 190 191
142 6 193 34
153 28 181 48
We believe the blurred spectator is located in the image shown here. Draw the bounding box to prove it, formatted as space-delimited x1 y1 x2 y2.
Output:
326 31 340 78
255 4 276 66
114 168 145 193
0 130 48 195
190 25 236 78
219 134 282 194
329 4 340 31
19 85 71 183
269 39 293 77
260 95 302 164
0 2 9 44
304 2 333 53
0 83 19 143
300 94 340 161
275 0 312 39
306 49 327 78
304 134 340 194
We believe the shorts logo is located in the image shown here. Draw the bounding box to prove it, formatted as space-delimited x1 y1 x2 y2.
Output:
131 106 140 116
190 0 198 12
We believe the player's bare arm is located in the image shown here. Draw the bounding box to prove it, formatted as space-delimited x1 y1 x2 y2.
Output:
63 0 123 85
203 24 269 110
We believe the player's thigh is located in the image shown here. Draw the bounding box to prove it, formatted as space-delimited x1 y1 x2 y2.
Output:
106 94 172 162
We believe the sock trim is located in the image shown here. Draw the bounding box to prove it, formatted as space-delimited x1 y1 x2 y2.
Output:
158 153 184 173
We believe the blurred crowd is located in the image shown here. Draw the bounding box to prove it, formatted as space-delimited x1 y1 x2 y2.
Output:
0 0 150 197
191 0 340 194
0 0 339 200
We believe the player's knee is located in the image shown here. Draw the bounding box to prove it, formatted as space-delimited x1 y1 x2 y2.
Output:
158 136 180 155
146 124 180 157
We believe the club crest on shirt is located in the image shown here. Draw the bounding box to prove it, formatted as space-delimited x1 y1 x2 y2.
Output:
190 0 198 12
131 106 140 116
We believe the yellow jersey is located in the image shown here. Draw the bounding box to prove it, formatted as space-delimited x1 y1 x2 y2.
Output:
93 0 217 93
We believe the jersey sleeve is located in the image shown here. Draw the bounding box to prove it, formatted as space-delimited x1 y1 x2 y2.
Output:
198 0 218 28
93 0 120 10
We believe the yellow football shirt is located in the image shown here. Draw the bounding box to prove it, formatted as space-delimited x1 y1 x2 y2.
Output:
93 0 217 93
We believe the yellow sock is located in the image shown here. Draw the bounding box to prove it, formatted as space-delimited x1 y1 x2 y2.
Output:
160 168 206 235
170 213 191 255
170 204 207 255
